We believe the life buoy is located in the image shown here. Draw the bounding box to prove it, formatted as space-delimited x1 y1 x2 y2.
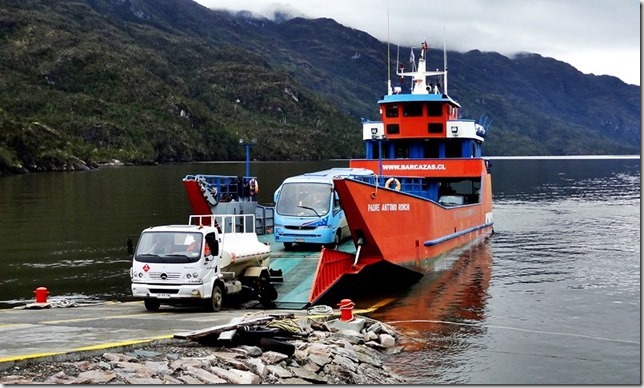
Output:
249 178 259 195
385 177 401 191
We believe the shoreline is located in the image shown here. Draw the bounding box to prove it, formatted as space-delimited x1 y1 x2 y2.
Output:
0 313 409 384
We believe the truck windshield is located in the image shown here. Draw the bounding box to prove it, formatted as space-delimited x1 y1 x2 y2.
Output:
276 182 332 217
134 232 202 263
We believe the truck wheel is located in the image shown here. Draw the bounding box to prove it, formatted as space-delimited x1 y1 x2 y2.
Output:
208 284 223 312
283 242 293 251
144 298 160 312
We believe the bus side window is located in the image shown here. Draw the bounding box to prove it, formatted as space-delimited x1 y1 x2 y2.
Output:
333 191 341 213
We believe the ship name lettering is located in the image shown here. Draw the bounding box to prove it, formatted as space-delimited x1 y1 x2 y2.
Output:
368 203 380 212
382 203 397 211
398 203 410 211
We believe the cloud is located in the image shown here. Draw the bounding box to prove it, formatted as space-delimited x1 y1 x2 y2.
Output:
195 0 640 85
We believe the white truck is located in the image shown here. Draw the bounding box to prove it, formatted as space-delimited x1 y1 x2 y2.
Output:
130 214 278 312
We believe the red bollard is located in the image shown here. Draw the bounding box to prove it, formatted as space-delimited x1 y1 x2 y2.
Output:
34 287 49 303
338 299 355 321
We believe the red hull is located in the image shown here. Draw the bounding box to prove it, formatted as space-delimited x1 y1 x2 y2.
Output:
309 166 493 303
335 169 493 270
183 179 212 215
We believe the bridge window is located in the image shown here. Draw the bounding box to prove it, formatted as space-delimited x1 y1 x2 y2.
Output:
386 124 400 135
426 102 443 117
428 123 443 134
385 105 399 117
402 103 423 117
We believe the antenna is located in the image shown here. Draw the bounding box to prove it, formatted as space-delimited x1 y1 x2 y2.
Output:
386 0 392 95
442 0 448 95
443 26 447 95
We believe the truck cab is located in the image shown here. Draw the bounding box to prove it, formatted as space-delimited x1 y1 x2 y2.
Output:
130 214 276 312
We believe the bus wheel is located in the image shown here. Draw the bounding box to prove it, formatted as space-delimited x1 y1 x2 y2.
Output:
144 298 160 312
325 231 340 249
208 284 223 312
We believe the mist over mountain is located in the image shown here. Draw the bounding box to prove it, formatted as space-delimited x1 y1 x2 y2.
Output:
0 0 639 174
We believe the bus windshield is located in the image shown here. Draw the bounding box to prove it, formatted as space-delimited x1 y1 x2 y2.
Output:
276 183 332 217
134 232 202 263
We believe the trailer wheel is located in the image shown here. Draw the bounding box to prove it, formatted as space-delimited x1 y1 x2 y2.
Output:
144 298 160 312
208 284 223 312
258 272 278 308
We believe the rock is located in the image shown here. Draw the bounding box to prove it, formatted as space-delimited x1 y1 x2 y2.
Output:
288 366 328 384
267 364 293 378
184 366 227 384
124 376 165 384
379 333 396 348
261 350 289 364
0 316 407 385
210 365 260 384
239 345 263 357
74 370 116 384
281 377 314 384
244 357 267 377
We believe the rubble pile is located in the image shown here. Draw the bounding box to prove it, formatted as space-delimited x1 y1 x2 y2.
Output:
0 314 408 384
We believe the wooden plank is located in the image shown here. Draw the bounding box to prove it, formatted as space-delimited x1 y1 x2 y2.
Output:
173 316 275 340
218 317 245 341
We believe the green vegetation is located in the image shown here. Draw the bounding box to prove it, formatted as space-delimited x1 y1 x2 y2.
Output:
0 0 639 175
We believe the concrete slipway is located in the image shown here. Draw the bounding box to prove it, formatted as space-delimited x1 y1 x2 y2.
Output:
0 236 386 367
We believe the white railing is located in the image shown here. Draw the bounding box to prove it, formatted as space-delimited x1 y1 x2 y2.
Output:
188 214 256 234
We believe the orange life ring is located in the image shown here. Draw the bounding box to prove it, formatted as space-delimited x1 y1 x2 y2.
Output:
385 177 401 191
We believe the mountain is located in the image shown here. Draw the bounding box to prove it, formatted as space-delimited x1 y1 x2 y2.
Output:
0 0 639 174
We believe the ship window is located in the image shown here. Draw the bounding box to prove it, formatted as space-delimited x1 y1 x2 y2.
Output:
424 141 439 158
395 144 410 158
386 124 400 134
428 123 443 133
402 103 423 117
426 102 443 117
385 105 399 117
446 141 461 158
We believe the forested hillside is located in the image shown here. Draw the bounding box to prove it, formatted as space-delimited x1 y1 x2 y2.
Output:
0 0 639 174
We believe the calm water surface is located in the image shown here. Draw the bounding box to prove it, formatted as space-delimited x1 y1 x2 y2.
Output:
372 157 640 384
0 157 640 384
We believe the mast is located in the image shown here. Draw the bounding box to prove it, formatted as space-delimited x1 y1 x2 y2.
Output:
443 26 448 95
386 0 392 95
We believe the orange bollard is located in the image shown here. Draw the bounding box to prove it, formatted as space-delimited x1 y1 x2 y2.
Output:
338 298 355 321
34 287 49 303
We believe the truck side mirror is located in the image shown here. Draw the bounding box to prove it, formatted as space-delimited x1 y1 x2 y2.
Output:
205 233 219 256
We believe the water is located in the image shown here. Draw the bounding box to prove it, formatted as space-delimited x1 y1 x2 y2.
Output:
371 157 641 384
0 157 640 384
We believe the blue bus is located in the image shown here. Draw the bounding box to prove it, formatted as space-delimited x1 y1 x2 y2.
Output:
272 168 375 250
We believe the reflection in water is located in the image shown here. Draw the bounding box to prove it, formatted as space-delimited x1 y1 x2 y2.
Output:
369 240 493 382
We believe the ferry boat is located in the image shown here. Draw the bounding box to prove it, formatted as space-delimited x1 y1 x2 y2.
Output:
309 40 494 303
183 174 274 235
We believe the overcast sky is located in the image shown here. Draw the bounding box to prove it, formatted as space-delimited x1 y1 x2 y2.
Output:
194 0 640 86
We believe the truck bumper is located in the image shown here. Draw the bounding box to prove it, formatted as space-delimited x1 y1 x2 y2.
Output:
131 282 211 300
